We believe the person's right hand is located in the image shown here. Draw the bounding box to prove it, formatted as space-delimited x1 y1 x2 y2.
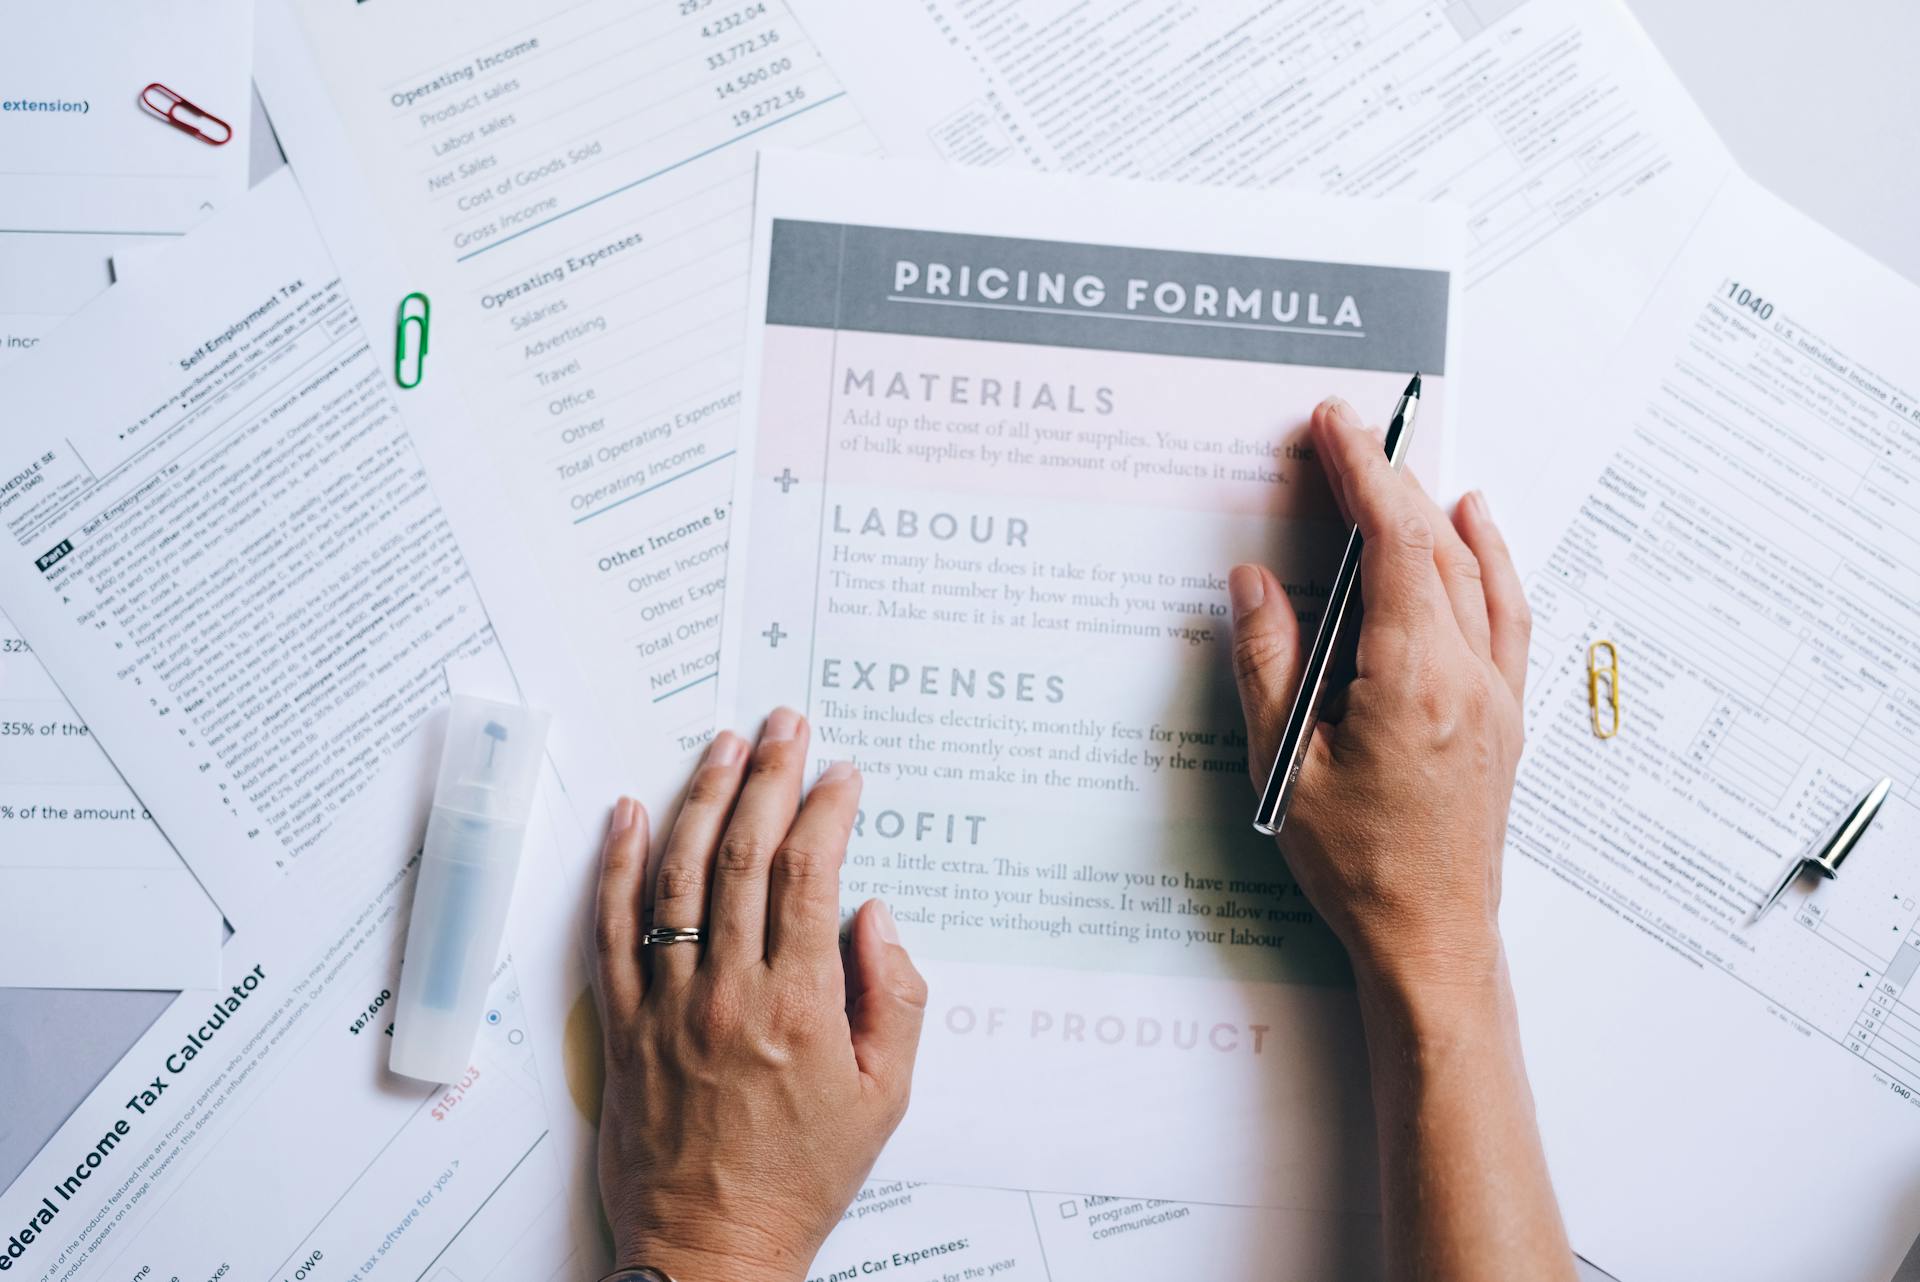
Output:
1227 395 1532 997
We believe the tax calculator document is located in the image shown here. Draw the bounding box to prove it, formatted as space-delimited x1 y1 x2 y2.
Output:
254 0 880 796
716 151 1462 1206
784 0 1734 510
0 790 587 1282
1497 172 1920 1282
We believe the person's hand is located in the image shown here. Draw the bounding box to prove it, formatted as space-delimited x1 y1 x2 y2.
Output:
1228 396 1532 999
591 708 928 1282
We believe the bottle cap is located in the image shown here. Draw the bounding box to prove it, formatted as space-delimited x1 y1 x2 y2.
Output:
433 693 551 827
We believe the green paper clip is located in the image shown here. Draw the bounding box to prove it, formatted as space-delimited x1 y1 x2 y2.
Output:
395 292 430 389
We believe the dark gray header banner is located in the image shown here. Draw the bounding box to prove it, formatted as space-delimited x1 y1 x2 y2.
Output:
765 219 1448 374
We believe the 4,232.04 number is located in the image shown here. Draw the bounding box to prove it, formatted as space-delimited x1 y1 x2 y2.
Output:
682 0 769 38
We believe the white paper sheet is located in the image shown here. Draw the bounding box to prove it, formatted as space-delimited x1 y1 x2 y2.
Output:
0 0 250 235
0 238 116 368
0 0 254 362
0 223 222 992
0 0 254 988
783 0 1734 509
1493 172 1920 1282
713 150 1461 1207
0 605 222 991
814 1180 1381 1281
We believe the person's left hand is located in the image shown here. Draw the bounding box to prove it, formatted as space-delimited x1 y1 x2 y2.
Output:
592 708 927 1282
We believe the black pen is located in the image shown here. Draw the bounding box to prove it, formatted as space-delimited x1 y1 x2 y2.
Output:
1254 374 1421 836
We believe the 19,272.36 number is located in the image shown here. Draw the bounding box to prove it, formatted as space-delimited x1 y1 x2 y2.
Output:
732 85 806 128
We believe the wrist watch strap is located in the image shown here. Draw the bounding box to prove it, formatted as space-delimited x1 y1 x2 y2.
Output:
600 1271 676 1282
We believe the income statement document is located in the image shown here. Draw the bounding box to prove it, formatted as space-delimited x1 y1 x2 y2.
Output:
254 0 879 795
716 152 1461 1206
1493 173 1920 1282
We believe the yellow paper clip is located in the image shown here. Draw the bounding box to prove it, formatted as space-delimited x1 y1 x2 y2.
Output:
1587 640 1620 739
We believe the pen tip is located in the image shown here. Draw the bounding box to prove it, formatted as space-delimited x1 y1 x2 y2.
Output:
1405 372 1422 398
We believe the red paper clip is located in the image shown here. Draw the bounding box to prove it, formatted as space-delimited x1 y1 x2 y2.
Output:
139 83 233 146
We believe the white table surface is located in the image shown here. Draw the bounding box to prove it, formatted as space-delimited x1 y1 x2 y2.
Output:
3 5 1916 1275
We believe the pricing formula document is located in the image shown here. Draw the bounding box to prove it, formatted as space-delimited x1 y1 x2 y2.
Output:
716 152 1460 1206
1494 173 1920 1282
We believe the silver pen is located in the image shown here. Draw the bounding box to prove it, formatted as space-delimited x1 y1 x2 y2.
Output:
1254 374 1421 836
1750 776 1893 922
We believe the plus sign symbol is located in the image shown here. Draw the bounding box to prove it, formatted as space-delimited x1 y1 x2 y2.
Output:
763 622 789 648
773 468 799 494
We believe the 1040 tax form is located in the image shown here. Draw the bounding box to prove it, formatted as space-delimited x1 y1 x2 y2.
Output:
1498 172 1920 1282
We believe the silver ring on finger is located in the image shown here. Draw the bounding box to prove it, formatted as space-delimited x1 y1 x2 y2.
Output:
641 926 704 947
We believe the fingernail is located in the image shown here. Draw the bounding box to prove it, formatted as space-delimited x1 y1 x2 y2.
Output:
610 796 637 835
1323 395 1361 430
872 899 900 944
707 732 744 766
1227 564 1266 620
820 759 857 783
763 707 802 742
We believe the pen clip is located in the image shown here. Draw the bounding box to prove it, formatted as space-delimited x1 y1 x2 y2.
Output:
1587 640 1620 739
395 293 431 389
139 83 233 146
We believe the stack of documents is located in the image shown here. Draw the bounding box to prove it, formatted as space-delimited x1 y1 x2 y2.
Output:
0 0 252 990
2 1 1918 1280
